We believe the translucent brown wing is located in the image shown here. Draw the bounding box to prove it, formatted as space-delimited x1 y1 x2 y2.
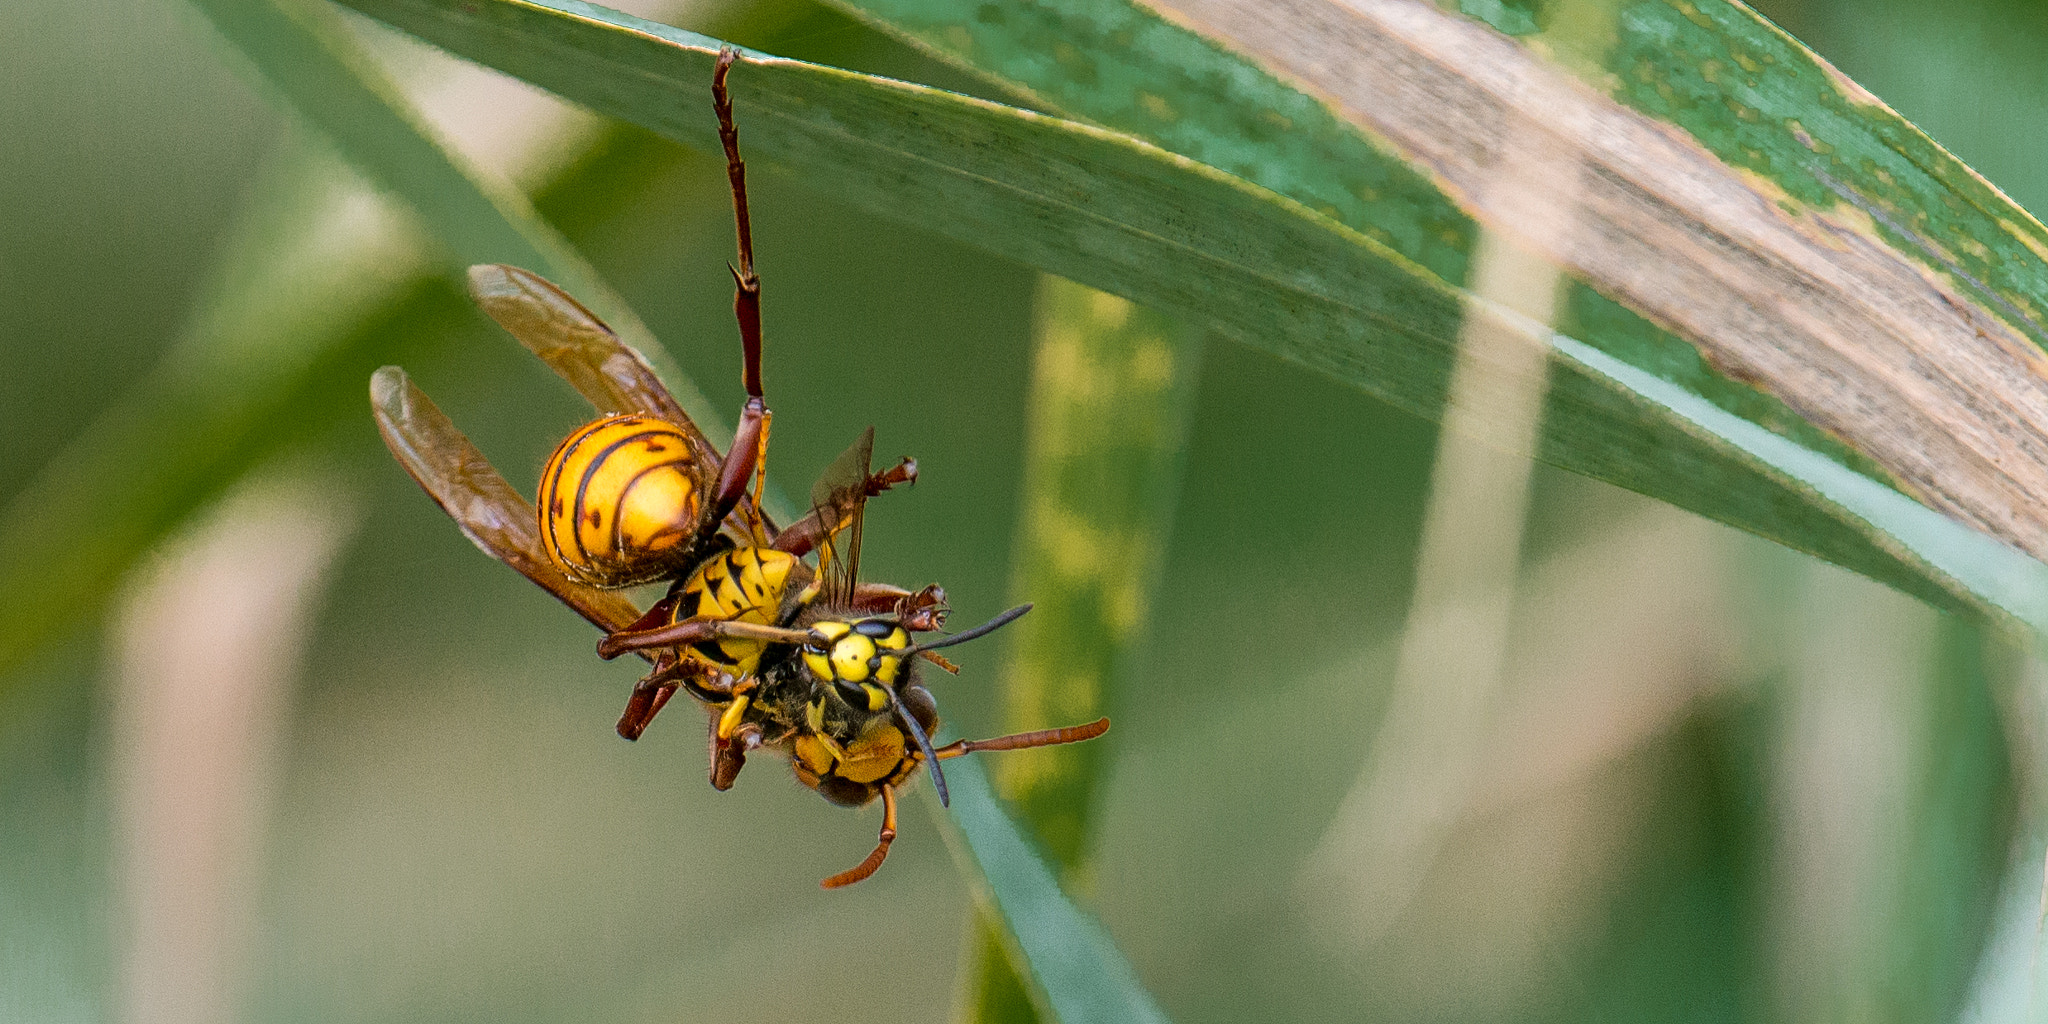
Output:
812 428 876 607
466 264 721 467
370 366 645 638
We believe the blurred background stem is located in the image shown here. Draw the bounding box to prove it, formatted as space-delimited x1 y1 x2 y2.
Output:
959 276 1202 1023
1297 219 1561 945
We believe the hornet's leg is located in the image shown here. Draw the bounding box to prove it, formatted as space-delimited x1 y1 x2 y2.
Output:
612 594 686 739
709 47 770 540
616 651 700 740
821 783 898 889
840 582 947 633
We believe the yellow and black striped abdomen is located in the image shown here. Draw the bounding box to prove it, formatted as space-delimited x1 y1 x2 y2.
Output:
675 546 801 677
539 414 708 588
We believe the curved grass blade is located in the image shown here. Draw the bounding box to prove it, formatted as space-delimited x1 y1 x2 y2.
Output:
891 0 2048 583
819 0 1888 489
324 0 2048 639
930 756 1174 1024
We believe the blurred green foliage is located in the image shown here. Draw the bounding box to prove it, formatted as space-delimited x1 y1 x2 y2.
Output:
0 0 2039 1022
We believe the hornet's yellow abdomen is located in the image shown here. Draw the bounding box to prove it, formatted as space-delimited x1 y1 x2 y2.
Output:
675 546 802 677
539 414 708 588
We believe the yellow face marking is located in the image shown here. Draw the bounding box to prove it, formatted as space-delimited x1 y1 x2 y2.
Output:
866 626 909 685
859 683 889 713
831 635 876 683
803 650 834 681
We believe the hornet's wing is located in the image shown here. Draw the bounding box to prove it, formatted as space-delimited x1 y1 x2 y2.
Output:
371 365 646 639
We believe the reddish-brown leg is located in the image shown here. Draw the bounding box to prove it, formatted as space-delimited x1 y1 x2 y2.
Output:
821 783 898 888
617 682 676 740
616 652 719 740
708 47 769 530
596 615 809 661
844 581 947 628
710 719 764 790
619 592 679 637
895 584 949 632
934 718 1112 759
611 595 687 737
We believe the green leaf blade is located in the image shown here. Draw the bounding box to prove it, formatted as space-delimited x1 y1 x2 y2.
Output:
322 0 2048 642
935 756 1174 1024
816 0 2048 639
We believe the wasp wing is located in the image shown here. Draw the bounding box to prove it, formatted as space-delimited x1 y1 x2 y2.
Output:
467 263 722 453
469 264 781 540
371 366 646 636
773 438 916 561
811 427 876 606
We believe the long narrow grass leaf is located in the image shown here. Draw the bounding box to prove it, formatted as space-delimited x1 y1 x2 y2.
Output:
932 757 1174 1024
327 0 2048 638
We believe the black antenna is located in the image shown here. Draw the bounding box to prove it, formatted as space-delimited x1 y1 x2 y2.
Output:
907 604 1031 655
890 692 949 806
888 603 1032 807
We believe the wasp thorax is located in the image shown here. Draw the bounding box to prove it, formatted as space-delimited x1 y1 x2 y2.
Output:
538 414 706 588
676 546 803 677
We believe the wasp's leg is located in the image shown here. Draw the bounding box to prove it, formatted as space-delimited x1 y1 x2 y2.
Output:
596 615 811 660
769 457 918 556
710 718 765 791
606 591 697 739
821 783 898 889
934 718 1112 759
619 591 681 636
890 584 948 632
847 582 914 608
616 680 673 740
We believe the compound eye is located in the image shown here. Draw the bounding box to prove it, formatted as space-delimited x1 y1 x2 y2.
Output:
852 618 896 639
